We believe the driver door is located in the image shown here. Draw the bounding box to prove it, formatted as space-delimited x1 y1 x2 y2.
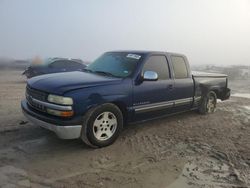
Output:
132 55 174 121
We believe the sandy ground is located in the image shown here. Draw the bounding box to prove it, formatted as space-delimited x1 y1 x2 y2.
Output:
0 70 250 188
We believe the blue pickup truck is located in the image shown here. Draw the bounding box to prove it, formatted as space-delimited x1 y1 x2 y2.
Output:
21 51 230 148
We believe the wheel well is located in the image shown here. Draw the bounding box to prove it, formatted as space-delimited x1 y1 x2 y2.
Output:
211 89 220 99
112 101 128 123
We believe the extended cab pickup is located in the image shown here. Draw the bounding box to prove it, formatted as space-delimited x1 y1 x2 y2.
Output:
21 51 230 147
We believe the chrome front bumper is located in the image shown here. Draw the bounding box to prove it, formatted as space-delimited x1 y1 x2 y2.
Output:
22 109 82 139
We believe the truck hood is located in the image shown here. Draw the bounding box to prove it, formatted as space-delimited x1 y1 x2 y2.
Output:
27 71 123 95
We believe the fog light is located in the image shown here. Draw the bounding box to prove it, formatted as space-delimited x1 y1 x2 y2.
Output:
47 109 74 117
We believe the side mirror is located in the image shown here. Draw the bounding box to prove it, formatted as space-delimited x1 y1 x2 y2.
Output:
143 71 158 81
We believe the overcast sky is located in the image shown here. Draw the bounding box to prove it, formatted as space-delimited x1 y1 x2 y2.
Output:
0 0 250 65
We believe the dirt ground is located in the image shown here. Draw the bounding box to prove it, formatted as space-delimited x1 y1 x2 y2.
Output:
0 70 250 188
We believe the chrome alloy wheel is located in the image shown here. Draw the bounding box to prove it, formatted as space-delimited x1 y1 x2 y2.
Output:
93 111 117 141
207 95 216 113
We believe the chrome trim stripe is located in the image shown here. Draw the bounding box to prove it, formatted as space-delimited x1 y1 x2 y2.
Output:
134 97 193 113
174 98 192 105
135 101 174 113
32 98 72 111
194 96 201 101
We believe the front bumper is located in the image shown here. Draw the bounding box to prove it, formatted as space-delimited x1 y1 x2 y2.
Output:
21 100 82 139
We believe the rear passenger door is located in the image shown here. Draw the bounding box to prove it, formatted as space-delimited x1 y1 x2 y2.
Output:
170 55 194 110
133 55 174 120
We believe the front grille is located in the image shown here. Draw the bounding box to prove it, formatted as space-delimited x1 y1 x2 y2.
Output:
26 86 47 101
26 86 47 112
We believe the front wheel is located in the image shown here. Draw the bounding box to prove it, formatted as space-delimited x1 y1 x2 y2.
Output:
198 91 217 115
81 103 123 148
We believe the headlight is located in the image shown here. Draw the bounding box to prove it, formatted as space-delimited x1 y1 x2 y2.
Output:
47 94 73 105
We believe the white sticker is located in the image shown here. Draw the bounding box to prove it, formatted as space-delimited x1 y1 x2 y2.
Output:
126 54 141 60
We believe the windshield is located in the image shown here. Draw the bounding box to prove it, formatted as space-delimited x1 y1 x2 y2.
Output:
85 52 143 78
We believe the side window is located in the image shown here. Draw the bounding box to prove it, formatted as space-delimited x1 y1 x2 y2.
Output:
171 56 188 79
143 56 170 80
69 61 84 68
50 61 66 68
64 61 82 68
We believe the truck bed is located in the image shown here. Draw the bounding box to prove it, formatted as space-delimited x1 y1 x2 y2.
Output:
192 71 227 78
192 71 230 101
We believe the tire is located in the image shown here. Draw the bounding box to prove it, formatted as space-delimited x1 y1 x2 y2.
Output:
81 103 123 148
198 91 217 115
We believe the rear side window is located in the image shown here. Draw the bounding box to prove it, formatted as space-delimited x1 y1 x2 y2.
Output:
171 56 188 79
143 55 170 80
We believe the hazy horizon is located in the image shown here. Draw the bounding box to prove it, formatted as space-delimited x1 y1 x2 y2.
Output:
0 0 250 65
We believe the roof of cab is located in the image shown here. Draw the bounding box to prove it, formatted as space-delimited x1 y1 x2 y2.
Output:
107 50 185 57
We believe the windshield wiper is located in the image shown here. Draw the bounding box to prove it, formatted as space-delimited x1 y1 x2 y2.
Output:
82 68 94 73
83 69 120 78
93 71 118 77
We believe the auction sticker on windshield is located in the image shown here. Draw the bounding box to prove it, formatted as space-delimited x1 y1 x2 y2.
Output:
126 54 141 60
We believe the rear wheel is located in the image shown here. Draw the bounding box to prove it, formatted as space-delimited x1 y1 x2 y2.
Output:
81 103 123 148
198 91 217 115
